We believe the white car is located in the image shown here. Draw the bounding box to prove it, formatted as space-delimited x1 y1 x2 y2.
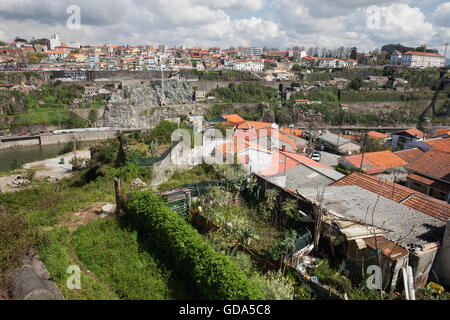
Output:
311 151 321 162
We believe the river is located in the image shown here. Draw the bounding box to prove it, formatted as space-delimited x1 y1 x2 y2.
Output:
0 141 97 172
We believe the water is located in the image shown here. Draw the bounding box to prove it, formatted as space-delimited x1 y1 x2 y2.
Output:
0 141 97 172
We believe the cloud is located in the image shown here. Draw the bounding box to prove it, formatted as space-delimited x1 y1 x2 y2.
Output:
0 0 446 52
433 2 450 28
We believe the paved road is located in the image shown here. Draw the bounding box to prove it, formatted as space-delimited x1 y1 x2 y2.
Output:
318 151 341 169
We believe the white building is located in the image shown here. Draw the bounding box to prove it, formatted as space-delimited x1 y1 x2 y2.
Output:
390 50 403 66
319 58 337 68
293 50 307 61
232 60 264 72
401 51 445 68
49 34 61 50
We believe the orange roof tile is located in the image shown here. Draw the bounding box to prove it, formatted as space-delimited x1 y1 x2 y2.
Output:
407 149 450 182
368 131 390 141
342 151 408 174
215 138 268 157
394 148 424 164
424 138 450 153
365 151 408 170
333 172 450 222
222 114 245 126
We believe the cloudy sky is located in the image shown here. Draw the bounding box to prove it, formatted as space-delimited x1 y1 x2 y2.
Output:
0 0 449 53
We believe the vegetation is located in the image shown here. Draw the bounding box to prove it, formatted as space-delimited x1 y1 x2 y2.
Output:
38 227 117 300
126 190 265 300
71 218 192 299
209 82 278 104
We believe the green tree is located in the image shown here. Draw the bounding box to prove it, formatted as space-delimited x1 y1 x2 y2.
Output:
348 77 362 91
115 136 128 169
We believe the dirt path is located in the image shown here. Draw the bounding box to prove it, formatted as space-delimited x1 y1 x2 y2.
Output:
49 202 121 300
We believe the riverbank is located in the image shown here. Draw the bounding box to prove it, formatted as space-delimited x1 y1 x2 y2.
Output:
0 149 91 193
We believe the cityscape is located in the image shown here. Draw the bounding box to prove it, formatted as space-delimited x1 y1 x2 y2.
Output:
0 0 449 311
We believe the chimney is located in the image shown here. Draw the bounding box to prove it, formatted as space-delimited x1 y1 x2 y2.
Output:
245 136 250 141
282 145 286 152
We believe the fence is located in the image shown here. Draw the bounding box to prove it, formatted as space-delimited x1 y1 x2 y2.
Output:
134 141 180 167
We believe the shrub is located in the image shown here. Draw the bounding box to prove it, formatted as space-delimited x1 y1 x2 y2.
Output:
126 190 264 300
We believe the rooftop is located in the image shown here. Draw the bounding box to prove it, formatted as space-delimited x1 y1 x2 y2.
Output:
406 149 450 183
333 172 450 222
296 186 445 250
394 148 424 164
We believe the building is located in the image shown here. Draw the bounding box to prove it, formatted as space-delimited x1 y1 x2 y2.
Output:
401 51 445 68
234 127 297 153
406 149 450 203
49 34 61 50
338 150 409 180
318 132 361 155
390 50 403 66
194 91 206 102
392 128 425 148
259 150 344 190
296 185 446 289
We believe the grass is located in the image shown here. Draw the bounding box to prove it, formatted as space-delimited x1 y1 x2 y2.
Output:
158 165 221 192
0 175 115 228
71 217 196 300
37 227 117 300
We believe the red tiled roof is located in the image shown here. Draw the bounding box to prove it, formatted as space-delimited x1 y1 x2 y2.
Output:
259 150 331 177
407 173 450 192
368 131 390 141
404 51 444 58
215 138 268 157
341 151 408 174
407 149 450 182
424 138 450 153
399 128 425 139
394 148 424 164
222 114 245 126
333 172 450 222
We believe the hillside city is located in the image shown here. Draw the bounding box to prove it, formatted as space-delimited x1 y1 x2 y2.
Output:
0 4 449 310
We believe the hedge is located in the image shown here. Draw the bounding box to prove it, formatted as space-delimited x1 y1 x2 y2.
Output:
126 191 265 300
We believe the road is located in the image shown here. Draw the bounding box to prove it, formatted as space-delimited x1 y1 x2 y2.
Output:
318 151 341 169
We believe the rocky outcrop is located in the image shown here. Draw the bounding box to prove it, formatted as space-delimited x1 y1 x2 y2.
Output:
99 81 209 128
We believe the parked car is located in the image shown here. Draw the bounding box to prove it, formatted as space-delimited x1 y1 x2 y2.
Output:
311 151 321 162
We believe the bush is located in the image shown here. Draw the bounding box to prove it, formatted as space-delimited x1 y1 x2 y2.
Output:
126 190 264 300
0 213 45 290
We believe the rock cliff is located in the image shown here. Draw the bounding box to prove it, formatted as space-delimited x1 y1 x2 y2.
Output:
99 80 208 128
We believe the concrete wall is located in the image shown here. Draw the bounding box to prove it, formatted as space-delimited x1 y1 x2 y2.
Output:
433 220 450 288
39 130 121 146
0 137 40 149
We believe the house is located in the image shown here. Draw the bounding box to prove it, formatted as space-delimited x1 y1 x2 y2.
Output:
368 131 391 144
317 132 361 155
221 114 245 126
338 150 408 181
296 185 446 289
404 137 450 153
259 150 344 190
84 86 97 96
406 149 450 203
212 138 272 173
194 91 206 101
234 127 297 153
401 51 445 68
390 50 403 66
333 172 450 222
392 128 425 148
394 148 424 164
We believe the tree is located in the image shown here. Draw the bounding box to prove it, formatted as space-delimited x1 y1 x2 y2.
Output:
350 47 358 60
291 64 302 72
348 77 362 91
115 136 127 169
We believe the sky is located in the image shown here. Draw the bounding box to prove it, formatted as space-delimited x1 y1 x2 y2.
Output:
0 0 449 54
